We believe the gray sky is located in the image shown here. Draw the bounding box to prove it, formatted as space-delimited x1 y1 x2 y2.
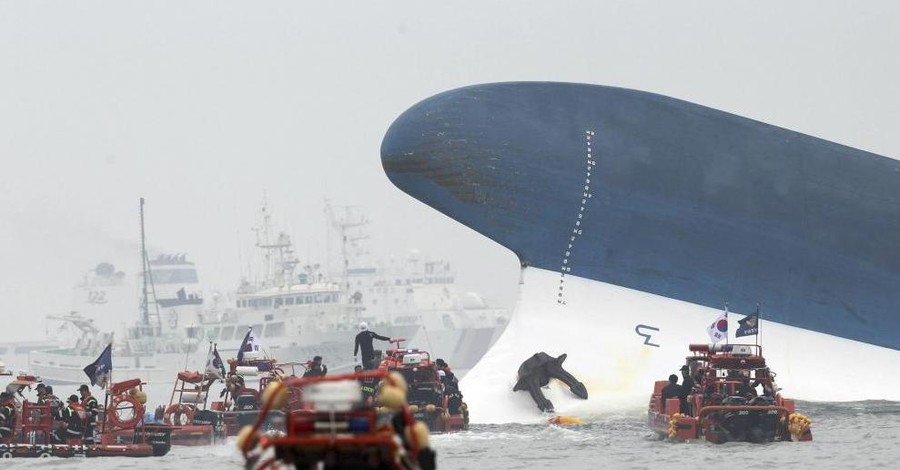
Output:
2 1 899 340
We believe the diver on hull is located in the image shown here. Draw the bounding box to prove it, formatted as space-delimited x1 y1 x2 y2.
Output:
512 352 587 413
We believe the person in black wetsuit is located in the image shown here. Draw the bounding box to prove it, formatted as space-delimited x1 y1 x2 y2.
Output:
354 322 393 370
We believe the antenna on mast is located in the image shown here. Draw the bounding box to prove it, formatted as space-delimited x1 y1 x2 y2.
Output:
252 196 299 289
139 198 162 336
324 199 369 290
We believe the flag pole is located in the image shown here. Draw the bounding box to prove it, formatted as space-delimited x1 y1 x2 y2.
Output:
104 343 112 435
724 303 730 345
756 304 761 348
204 341 213 374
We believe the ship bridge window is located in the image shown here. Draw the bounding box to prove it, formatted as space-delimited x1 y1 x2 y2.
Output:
442 314 455 329
286 297 294 305
207 327 221 341
185 326 202 339
314 294 322 303
221 326 235 341
264 322 285 338
148 269 199 284
251 324 263 337
274 298 283 308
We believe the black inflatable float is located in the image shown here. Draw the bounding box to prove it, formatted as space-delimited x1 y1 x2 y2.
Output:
513 352 587 412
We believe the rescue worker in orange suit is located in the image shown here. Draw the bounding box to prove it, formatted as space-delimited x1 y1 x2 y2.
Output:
0 392 16 441
78 384 99 444
53 395 84 443
354 322 394 370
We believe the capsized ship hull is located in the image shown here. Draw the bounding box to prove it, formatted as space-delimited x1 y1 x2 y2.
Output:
380 82 900 422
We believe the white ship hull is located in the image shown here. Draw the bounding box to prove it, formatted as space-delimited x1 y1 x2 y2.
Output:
30 349 175 385
462 268 900 424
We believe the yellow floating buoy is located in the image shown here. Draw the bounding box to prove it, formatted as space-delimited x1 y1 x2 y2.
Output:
548 415 585 426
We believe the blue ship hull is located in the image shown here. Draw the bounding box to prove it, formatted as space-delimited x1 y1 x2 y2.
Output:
381 82 900 352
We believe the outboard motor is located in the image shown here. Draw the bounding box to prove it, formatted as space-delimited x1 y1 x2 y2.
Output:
719 396 749 442
235 394 259 411
747 396 778 442
193 409 218 426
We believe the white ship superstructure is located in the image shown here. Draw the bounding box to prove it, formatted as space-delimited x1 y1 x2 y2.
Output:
327 202 509 374
30 200 510 384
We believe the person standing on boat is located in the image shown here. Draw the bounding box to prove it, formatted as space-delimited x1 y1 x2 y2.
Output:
354 322 393 370
78 384 99 444
678 365 695 414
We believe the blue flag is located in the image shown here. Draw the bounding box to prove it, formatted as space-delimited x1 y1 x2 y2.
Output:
83 343 113 389
736 313 760 337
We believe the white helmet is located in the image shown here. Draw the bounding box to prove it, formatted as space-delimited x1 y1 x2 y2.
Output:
358 321 368 331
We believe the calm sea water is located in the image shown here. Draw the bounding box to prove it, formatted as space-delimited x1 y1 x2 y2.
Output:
3 401 898 469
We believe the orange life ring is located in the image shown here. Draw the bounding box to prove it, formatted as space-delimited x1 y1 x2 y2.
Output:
163 403 195 426
106 394 145 429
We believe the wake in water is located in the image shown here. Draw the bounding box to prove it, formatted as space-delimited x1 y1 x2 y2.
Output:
4 402 896 469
